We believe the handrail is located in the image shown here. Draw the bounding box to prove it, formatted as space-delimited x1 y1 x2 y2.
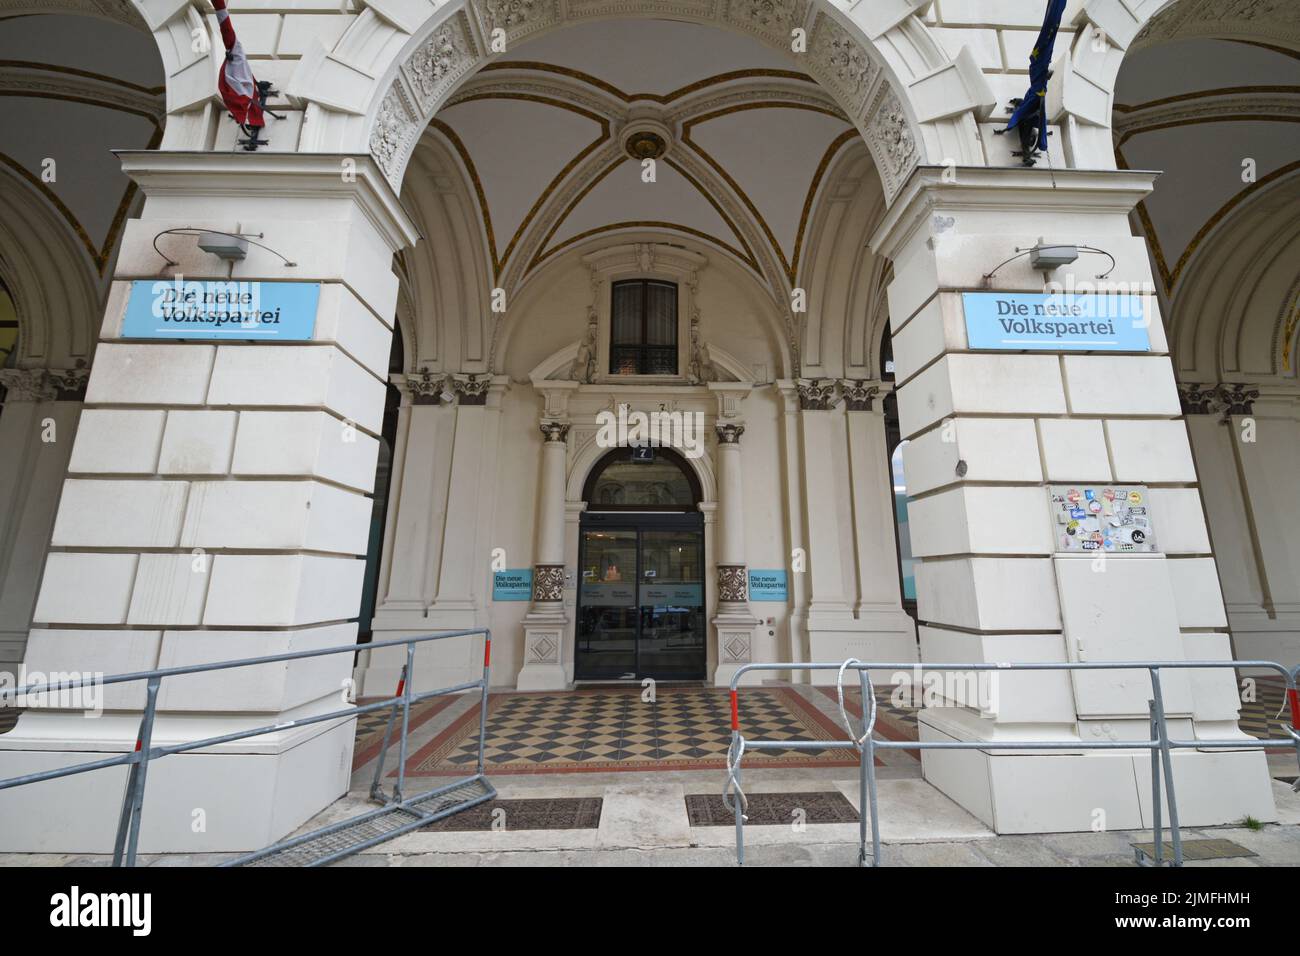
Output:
0 628 494 866
726 658 1300 868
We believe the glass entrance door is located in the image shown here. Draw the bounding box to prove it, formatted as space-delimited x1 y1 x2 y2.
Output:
575 514 705 680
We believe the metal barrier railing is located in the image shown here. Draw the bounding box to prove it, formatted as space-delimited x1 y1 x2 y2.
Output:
0 628 496 867
724 659 1300 868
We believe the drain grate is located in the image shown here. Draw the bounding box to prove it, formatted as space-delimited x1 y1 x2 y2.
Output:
685 791 859 826
422 797 603 831
1130 838 1258 862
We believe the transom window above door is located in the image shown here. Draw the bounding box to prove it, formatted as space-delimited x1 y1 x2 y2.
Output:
610 279 678 375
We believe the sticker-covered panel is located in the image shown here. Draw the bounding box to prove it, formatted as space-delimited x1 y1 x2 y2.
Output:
1047 485 1157 554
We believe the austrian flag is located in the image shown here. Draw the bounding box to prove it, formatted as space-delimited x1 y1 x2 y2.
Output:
212 0 264 131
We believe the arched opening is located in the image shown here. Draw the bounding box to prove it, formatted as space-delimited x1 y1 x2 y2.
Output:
1113 6 1300 668
576 446 705 681
357 11 917 693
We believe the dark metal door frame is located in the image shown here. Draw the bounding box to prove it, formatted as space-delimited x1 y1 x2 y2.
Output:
575 510 705 681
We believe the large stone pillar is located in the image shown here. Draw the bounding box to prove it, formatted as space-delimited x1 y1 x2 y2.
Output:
0 368 87 667
711 419 761 687
870 165 1275 833
0 152 418 853
518 421 571 691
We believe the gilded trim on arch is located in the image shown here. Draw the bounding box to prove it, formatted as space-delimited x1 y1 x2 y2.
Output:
682 102 851 283
439 92 612 274
1117 117 1300 293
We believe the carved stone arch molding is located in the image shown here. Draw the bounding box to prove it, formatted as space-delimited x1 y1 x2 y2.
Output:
564 411 719 505
304 0 990 209
2 0 146 29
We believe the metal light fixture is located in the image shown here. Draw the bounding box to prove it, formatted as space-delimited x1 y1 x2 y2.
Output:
1028 240 1079 270
196 231 249 262
151 228 297 268
983 238 1116 281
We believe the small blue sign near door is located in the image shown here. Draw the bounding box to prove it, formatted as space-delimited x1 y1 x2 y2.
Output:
122 279 320 340
492 569 533 602
748 569 788 602
961 292 1150 352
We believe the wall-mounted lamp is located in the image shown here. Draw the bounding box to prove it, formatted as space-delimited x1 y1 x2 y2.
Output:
197 231 249 261
152 228 297 268
1028 242 1079 270
983 237 1115 282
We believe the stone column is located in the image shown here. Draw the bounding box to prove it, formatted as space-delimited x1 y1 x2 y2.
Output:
793 379 916 681
0 367 88 666
841 380 917 662
870 165 1274 833
361 371 507 693
518 421 571 691
712 420 760 687
1182 383 1300 669
0 151 419 853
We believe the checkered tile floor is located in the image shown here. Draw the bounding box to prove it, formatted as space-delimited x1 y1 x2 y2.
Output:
1239 676 1292 744
401 685 861 775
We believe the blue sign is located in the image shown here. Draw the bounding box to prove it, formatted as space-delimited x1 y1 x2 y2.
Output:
492 569 533 602
748 569 788 602
962 292 1150 352
122 280 320 340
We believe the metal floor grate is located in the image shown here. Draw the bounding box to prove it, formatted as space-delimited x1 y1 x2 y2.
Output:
229 776 495 867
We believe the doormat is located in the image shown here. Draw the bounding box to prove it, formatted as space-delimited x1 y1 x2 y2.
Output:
685 791 859 826
421 797 603 831
398 685 868 776
1129 838 1258 861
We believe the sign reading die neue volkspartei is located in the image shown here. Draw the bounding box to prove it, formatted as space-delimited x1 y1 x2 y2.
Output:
962 292 1151 352
121 279 320 340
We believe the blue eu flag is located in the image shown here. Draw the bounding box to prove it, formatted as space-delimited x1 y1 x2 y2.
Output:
1001 0 1069 161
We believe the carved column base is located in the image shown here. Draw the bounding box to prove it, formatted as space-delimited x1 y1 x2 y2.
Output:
518 604 569 691
712 607 761 688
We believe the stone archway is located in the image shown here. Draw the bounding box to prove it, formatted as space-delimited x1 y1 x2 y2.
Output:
294 0 988 205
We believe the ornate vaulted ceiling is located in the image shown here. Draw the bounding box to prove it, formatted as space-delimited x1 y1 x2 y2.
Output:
410 18 856 299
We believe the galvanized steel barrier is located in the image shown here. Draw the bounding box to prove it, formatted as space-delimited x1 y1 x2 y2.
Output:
724 659 1300 868
0 628 496 867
